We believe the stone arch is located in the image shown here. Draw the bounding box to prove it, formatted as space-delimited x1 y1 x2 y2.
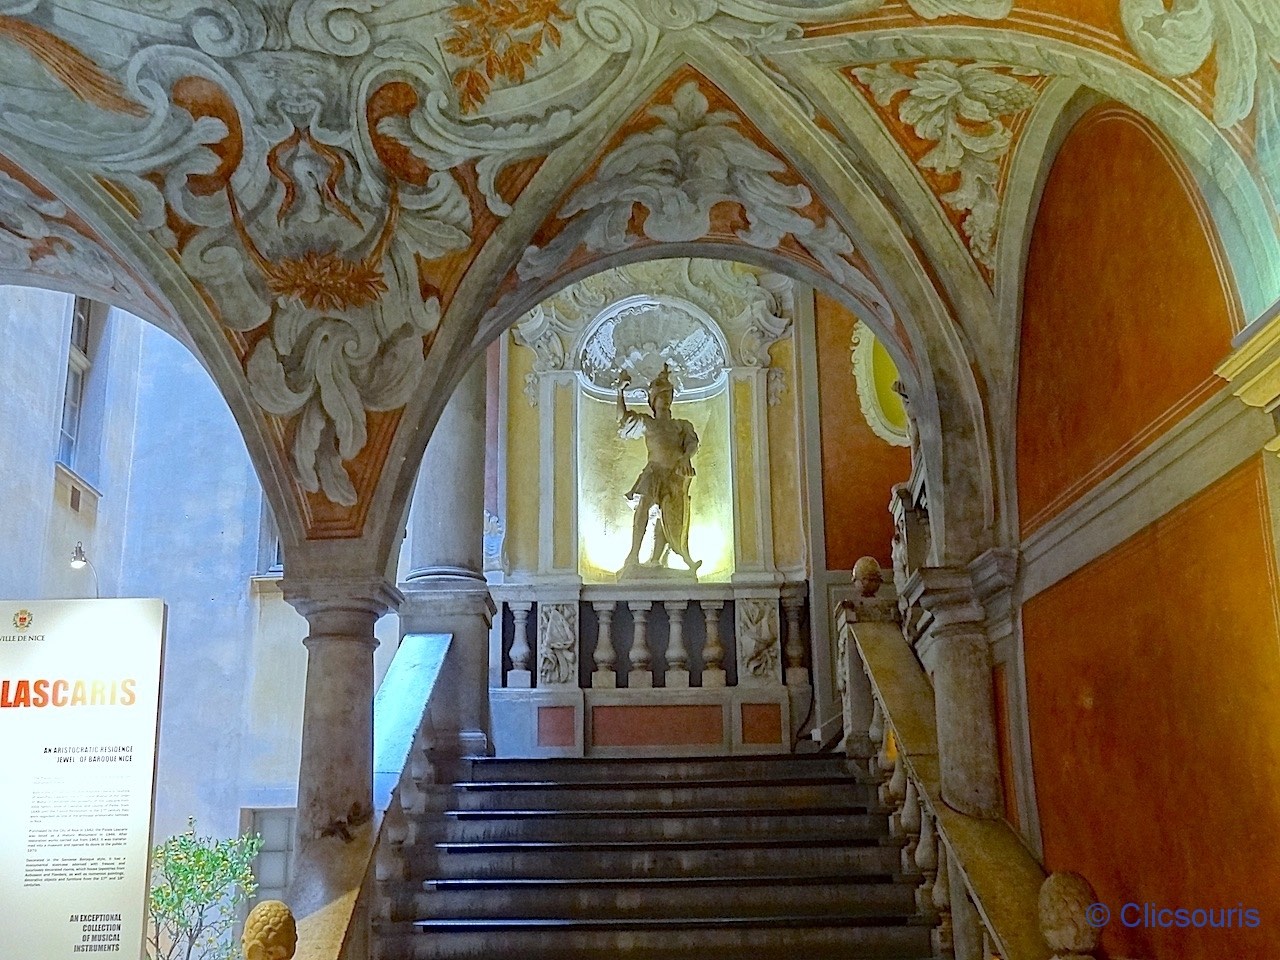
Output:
0 143 313 553
369 57 1000 577
814 26 1279 317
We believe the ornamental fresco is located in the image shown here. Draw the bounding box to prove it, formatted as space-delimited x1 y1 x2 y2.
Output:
0 0 1269 544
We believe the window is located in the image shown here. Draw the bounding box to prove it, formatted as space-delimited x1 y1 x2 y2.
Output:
257 499 285 575
243 808 295 906
57 297 93 468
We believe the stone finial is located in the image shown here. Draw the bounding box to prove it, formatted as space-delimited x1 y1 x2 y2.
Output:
243 900 298 960
1038 872 1100 959
852 557 884 597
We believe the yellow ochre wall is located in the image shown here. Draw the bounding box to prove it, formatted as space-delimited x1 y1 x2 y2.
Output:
505 338 541 573
1016 103 1235 536
767 337 806 574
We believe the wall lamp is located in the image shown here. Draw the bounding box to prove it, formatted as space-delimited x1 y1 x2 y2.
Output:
70 541 100 599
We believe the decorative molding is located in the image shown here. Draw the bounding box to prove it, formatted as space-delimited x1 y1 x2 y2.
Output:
766 367 786 407
850 320 910 447
575 294 729 402
511 256 794 401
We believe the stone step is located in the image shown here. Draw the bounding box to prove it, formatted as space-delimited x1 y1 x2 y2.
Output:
426 779 877 812
458 753 866 783
415 807 886 843
375 917 934 960
407 837 906 880
385 874 919 922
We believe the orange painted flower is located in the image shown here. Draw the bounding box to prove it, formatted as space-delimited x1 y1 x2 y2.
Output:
263 250 389 311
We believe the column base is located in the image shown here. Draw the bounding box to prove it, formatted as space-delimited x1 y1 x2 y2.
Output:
666 669 690 688
628 670 653 688
507 669 532 689
786 667 810 687
591 671 617 688
702 668 727 689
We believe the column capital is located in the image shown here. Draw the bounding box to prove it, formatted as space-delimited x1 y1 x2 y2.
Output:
282 577 402 646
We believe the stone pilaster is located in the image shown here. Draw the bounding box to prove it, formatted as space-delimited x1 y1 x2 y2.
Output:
284 577 402 843
402 356 494 756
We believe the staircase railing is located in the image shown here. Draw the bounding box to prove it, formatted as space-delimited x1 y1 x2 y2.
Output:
837 602 1102 960
284 632 453 960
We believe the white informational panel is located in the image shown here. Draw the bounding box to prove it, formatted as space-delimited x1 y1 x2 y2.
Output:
0 598 166 960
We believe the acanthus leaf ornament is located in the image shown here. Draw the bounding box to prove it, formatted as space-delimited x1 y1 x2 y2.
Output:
516 79 892 330
1120 0 1280 198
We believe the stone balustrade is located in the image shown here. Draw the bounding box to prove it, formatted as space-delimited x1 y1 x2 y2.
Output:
493 584 807 692
839 597 1100 960
489 582 811 756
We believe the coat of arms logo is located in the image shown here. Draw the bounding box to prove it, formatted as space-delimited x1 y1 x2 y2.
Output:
12 609 33 631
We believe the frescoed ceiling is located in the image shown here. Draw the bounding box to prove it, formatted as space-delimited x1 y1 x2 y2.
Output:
0 0 1273 569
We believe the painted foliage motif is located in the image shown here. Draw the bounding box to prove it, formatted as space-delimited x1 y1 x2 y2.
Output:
0 0 1269 534
851 60 1043 279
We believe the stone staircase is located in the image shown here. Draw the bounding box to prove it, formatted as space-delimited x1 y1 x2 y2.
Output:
374 753 933 960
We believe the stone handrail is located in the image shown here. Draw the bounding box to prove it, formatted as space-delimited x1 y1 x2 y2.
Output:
837 603 1100 960
284 632 452 960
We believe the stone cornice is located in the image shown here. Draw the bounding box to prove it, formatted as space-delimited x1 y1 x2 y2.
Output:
1218 298 1280 415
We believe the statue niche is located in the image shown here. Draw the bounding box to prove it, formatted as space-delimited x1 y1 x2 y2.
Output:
616 364 701 579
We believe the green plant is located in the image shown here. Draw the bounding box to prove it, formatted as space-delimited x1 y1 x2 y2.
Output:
146 819 263 960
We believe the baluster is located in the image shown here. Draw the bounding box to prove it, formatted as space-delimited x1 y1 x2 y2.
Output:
701 600 726 687
592 600 617 688
781 593 807 686
868 700 885 777
508 601 533 688
951 877 984 960
933 840 955 959
628 600 653 688
882 739 907 817
915 807 938 915
666 600 690 687
901 778 922 873
875 723 896 797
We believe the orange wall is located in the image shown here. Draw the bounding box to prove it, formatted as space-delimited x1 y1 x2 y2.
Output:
1024 458 1280 959
815 291 910 569
1016 104 1236 536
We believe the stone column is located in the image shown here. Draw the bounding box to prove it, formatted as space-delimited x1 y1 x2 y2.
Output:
904 561 1010 820
407 358 487 582
284 578 402 843
401 357 494 756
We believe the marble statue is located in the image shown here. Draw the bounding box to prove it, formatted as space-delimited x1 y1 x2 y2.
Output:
242 900 297 960
616 365 701 576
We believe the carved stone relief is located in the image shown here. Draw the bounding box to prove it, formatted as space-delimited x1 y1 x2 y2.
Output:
736 598 781 685
512 257 794 405
537 602 578 686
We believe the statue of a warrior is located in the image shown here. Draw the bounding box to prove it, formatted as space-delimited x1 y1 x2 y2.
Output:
616 365 701 576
